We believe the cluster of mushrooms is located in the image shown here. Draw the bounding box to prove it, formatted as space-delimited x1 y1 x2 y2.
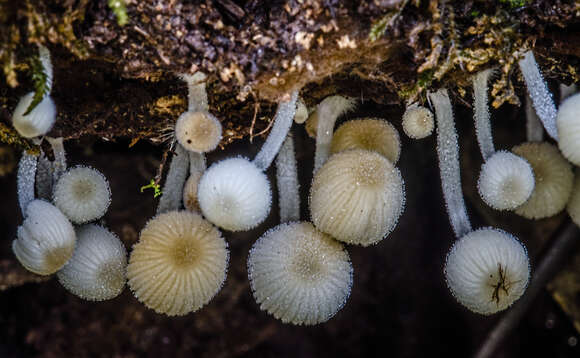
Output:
9 45 580 325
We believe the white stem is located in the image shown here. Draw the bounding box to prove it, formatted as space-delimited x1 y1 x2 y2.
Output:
189 151 206 175
47 137 66 186
38 44 53 93
559 83 577 104
518 51 558 140
180 72 208 112
17 151 38 216
252 90 298 171
429 89 472 239
157 143 190 214
276 134 300 223
35 149 53 200
473 69 495 160
525 94 544 142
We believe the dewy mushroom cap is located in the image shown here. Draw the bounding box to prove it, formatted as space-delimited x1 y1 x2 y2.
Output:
557 93 580 166
175 110 222 153
12 92 56 138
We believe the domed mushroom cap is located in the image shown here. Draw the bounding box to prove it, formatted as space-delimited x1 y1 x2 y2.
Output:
127 211 228 316
557 93 580 166
175 111 222 153
512 142 573 219
53 166 111 224
13 200 76 275
310 149 405 246
567 172 580 227
248 222 353 325
477 151 535 211
198 157 272 231
12 92 56 138
445 228 530 315
402 104 434 139
330 118 401 164
57 225 127 301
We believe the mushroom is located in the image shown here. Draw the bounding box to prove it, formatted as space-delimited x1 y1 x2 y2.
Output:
57 224 127 301
556 93 580 166
248 221 353 325
127 211 228 316
175 110 222 153
402 103 434 139
567 171 580 227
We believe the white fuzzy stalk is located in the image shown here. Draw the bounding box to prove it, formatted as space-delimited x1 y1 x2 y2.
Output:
473 69 495 160
17 151 38 216
276 134 300 223
38 44 53 93
35 149 53 200
157 143 190 214
429 89 472 239
518 51 558 140
180 72 208 112
525 94 543 142
47 137 67 186
253 90 298 171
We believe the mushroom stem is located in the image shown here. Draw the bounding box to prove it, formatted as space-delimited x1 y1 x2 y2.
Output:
525 94 544 142
518 50 558 140
17 151 38 216
36 149 52 200
253 90 298 171
38 44 53 93
473 69 495 160
276 134 300 223
180 72 208 112
47 137 67 186
429 89 472 239
474 222 580 358
157 143 189 214
559 83 577 103
189 151 206 176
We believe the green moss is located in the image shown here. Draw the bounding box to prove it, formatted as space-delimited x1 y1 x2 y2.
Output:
108 0 128 26
23 51 50 116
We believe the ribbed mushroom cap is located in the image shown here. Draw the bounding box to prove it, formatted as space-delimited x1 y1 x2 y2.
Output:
57 225 127 301
477 151 535 211
310 149 405 246
13 200 76 275
248 222 353 325
12 92 56 138
330 118 401 164
175 111 222 153
198 157 272 231
512 142 573 219
183 171 202 212
445 228 530 315
53 166 111 224
402 104 434 139
567 172 580 227
557 93 580 166
127 211 228 316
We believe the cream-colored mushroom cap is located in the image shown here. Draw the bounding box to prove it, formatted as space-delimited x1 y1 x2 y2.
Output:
512 142 573 219
198 157 272 231
248 222 353 325
53 166 111 224
444 228 530 315
557 93 580 166
402 104 434 139
127 211 228 316
477 151 535 211
12 92 56 138
330 118 401 164
310 149 405 246
57 225 127 301
13 200 76 275
567 172 580 227
175 110 222 153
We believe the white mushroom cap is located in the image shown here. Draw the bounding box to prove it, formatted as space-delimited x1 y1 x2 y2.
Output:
567 171 580 227
175 110 222 153
12 200 76 275
557 93 580 166
294 99 308 124
12 92 56 138
248 222 353 325
198 157 272 231
444 227 530 315
57 225 127 301
477 151 535 211
310 149 405 246
53 166 111 224
402 104 434 139
330 118 401 164
512 142 573 219
127 211 228 316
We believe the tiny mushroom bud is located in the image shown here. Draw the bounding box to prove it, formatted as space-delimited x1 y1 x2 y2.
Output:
556 93 580 166
53 166 111 224
402 103 434 139
13 200 76 275
310 149 405 246
444 228 530 315
248 222 353 325
175 111 222 153
330 118 401 164
127 211 228 316
57 225 127 301
294 98 309 124
12 92 56 138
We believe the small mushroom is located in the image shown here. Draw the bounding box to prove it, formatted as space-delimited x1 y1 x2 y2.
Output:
402 103 434 140
567 171 580 227
556 93 580 166
175 111 222 153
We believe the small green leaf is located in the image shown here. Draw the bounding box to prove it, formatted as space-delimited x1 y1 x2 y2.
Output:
141 179 162 198
23 54 50 116
108 0 128 26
